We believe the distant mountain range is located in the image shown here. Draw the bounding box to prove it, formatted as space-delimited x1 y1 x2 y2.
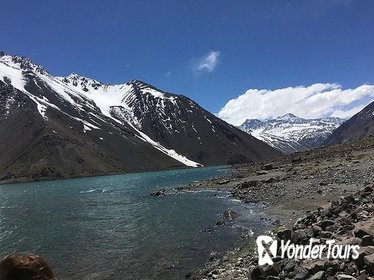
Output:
238 113 345 154
0 52 280 183
324 101 374 145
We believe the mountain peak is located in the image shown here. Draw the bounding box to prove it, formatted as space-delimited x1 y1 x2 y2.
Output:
66 72 80 79
65 72 100 83
59 72 104 91
277 113 300 120
127 79 161 91
124 79 177 100
241 119 262 127
128 79 149 86
0 53 47 74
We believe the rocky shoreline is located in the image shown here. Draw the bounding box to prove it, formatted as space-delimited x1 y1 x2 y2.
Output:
187 137 374 279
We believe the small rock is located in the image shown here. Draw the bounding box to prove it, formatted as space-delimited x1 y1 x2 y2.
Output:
338 236 361 246
354 220 374 238
150 188 166 197
307 271 324 280
302 259 327 274
364 253 374 274
292 157 302 163
312 225 322 236
317 219 335 230
356 273 368 280
217 179 230 185
263 164 274 170
249 266 263 280
361 235 374 246
277 229 293 240
294 266 309 279
292 229 310 244
336 274 357 280
319 231 334 238
223 209 240 220
355 246 374 268
216 220 225 226
284 260 298 271
261 263 280 277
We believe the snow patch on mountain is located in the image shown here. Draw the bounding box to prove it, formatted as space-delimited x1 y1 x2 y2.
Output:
110 106 201 167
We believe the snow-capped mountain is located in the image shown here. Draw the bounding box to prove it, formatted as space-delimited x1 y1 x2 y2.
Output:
0 52 280 182
239 113 344 154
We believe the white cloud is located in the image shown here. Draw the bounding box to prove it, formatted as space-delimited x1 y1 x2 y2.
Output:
192 51 221 74
330 104 367 119
218 83 374 126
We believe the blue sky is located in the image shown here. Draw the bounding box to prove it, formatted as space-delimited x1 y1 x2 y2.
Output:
1 0 374 121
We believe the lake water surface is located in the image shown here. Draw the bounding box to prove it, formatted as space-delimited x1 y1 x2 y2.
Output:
0 166 268 280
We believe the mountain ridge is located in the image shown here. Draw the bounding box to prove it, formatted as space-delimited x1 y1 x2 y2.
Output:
239 114 345 154
0 52 280 183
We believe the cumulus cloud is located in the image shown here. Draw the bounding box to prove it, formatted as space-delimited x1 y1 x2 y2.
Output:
218 83 374 126
192 51 221 74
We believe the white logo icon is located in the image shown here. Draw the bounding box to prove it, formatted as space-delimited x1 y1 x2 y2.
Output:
256 235 278 266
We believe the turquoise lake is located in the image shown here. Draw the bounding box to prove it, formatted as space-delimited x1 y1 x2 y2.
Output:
0 166 268 280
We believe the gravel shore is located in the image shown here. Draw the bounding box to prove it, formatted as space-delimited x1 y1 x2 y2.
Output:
187 137 374 280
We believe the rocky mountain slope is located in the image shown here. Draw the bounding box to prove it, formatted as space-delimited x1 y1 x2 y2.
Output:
0 52 280 183
324 100 374 145
239 113 344 154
